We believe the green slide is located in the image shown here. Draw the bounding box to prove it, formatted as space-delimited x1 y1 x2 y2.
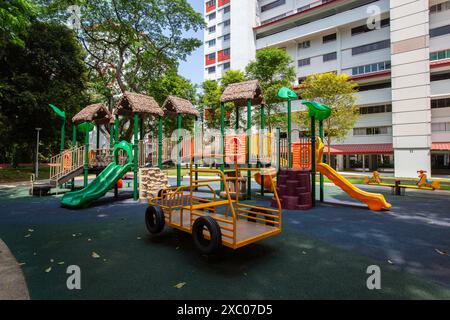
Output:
61 141 133 208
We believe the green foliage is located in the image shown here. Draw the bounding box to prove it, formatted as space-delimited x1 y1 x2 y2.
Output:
144 71 198 136
245 47 296 131
295 72 359 162
0 0 36 49
0 21 89 164
41 0 204 99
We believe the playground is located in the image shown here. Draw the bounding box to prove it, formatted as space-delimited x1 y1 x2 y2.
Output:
1 82 450 299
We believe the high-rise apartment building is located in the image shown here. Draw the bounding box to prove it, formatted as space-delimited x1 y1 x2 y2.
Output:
203 0 450 177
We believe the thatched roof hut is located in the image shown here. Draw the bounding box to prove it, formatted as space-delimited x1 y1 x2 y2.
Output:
162 96 199 117
220 80 265 107
114 91 163 117
72 103 112 125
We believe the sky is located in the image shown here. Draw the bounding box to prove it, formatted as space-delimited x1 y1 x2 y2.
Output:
178 0 204 87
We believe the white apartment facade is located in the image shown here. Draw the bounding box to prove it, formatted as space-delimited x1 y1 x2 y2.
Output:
203 0 450 177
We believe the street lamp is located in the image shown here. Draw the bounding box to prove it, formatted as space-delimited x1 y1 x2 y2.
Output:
35 128 42 178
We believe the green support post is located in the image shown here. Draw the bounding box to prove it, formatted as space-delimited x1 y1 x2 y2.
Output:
61 118 66 154
109 123 114 148
311 116 316 207
287 97 292 168
158 116 163 169
71 123 77 190
83 126 89 187
247 99 251 200
220 102 225 191
114 116 119 198
260 104 265 197
133 113 139 200
177 114 182 187
319 120 324 202
115 117 119 143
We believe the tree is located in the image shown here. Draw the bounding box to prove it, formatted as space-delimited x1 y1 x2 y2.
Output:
245 47 296 131
295 72 359 163
42 0 204 98
0 0 36 49
0 21 89 165
199 70 246 130
144 71 197 137
199 80 222 129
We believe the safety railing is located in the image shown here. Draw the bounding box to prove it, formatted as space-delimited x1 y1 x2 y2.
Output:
49 145 85 183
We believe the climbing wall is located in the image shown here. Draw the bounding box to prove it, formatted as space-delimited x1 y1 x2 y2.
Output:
139 168 170 200
271 168 312 210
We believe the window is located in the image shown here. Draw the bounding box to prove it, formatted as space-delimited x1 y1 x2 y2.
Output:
223 5 230 14
206 0 216 7
431 72 450 82
207 39 216 47
298 58 311 67
208 12 216 21
298 41 310 49
223 62 230 70
430 24 450 38
261 0 286 12
430 1 450 14
430 49 450 61
432 122 450 132
351 18 390 36
208 53 215 60
297 5 311 12
353 126 392 136
431 98 450 109
208 26 216 33
223 48 230 56
359 104 392 115
352 40 390 55
323 52 337 62
207 66 216 74
223 19 230 27
223 33 230 41
352 61 391 75
357 81 391 92
322 33 336 43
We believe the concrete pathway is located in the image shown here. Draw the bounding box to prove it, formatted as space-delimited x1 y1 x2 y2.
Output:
0 239 30 300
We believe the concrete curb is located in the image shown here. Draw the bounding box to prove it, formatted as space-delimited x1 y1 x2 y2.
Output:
0 239 30 300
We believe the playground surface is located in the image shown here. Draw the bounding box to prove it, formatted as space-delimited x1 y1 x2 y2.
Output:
0 179 449 299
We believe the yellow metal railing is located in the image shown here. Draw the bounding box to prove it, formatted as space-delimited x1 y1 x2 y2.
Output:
49 145 85 183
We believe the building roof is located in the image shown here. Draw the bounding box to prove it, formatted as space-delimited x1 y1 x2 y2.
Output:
220 80 265 107
72 103 112 125
162 96 199 117
114 91 163 117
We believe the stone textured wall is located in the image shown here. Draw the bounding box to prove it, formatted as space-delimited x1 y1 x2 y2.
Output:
139 168 170 200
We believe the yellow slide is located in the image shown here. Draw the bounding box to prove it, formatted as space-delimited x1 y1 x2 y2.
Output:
315 137 391 211
317 163 392 211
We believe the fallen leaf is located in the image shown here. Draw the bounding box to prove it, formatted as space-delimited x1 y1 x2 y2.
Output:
33 252 37 256
72 234 76 237
50 259 54 263
28 229 34 232
176 246 180 250
57 261 65 265
435 249 449 256
174 282 186 289
302 251 307 255
137 237 141 240
45 267 52 273
19 262 26 266
91 252 100 258
24 234 31 238
87 238 92 242
387 260 393 264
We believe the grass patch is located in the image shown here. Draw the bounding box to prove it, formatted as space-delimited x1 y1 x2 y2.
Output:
0 166 50 183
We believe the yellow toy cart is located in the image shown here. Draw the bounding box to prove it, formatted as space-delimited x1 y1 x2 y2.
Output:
144 160 282 254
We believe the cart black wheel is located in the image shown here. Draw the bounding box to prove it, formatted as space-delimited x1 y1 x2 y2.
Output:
192 216 221 254
247 208 275 227
145 205 165 234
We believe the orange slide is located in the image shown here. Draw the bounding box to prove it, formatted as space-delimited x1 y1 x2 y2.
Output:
317 163 392 211
254 167 277 192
